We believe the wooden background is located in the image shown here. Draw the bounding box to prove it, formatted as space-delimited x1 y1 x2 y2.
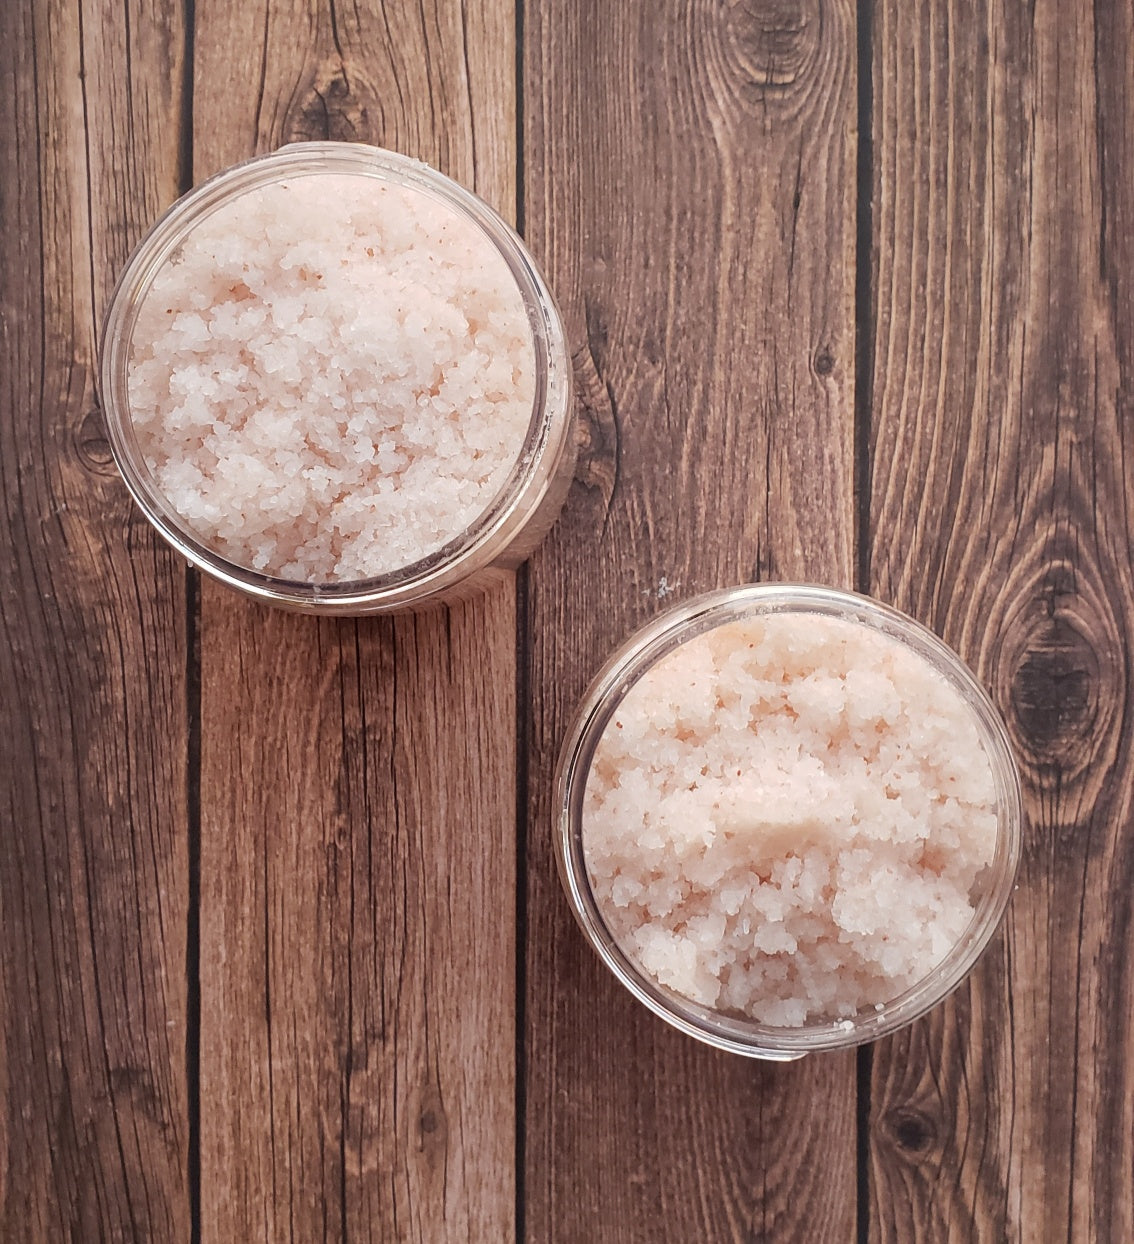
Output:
2 0 1132 1239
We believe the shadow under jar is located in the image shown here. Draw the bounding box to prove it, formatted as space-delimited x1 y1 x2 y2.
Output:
555 585 1023 1060
100 142 575 613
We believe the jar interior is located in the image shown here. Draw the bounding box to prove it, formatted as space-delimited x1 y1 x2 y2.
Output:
100 144 569 606
557 586 1023 1057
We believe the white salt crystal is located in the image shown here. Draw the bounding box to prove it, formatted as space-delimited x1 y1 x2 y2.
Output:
583 614 999 1027
127 173 535 582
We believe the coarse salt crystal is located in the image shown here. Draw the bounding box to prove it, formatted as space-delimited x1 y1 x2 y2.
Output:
127 173 535 583
583 613 999 1026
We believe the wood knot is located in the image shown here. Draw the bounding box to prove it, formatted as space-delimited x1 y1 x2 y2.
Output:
347 1041 372 1072
813 347 835 376
584 293 609 365
890 1109 935 1154
410 1085 448 1156
284 62 374 143
571 340 620 509
74 406 116 476
722 0 819 90
1009 615 1098 759
990 562 1124 800
109 1064 160 1113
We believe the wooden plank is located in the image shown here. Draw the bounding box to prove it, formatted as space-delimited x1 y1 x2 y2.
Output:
522 1 860 1239
0 0 191 1238
191 2 519 1239
866 0 1134 1239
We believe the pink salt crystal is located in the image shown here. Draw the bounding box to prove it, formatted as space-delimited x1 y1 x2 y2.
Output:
127 173 535 582
582 613 999 1027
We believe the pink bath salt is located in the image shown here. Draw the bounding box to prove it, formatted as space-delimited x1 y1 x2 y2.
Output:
127 173 535 582
582 614 999 1026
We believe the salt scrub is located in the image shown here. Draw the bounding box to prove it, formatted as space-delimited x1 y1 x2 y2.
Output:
582 613 999 1027
127 173 535 582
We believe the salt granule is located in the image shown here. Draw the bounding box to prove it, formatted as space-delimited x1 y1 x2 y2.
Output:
582 613 999 1027
127 173 535 582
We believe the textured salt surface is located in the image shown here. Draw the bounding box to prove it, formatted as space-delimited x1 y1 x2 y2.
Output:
582 612 999 1027
127 172 535 582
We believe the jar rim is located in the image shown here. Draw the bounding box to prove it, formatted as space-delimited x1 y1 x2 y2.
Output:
98 141 572 612
554 583 1024 1058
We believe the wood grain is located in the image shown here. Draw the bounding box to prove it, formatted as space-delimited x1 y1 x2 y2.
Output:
0 0 191 1237
191 2 520 1240
521 1 860 1239
866 0 1134 1239
9 0 1133 1238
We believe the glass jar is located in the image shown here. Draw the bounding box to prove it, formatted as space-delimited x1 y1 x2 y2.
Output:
99 142 575 613
554 584 1023 1059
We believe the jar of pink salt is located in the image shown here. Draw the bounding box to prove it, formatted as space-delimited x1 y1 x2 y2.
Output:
99 143 575 612
555 584 1022 1059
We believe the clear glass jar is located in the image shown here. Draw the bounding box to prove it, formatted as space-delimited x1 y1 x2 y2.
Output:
554 584 1023 1059
99 142 575 613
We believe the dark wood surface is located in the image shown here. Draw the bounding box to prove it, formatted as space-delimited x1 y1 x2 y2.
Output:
192 1 519 1239
2 1 1131 1242
1 0 192 1237
866 2 1134 1241
521 1 859 1240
